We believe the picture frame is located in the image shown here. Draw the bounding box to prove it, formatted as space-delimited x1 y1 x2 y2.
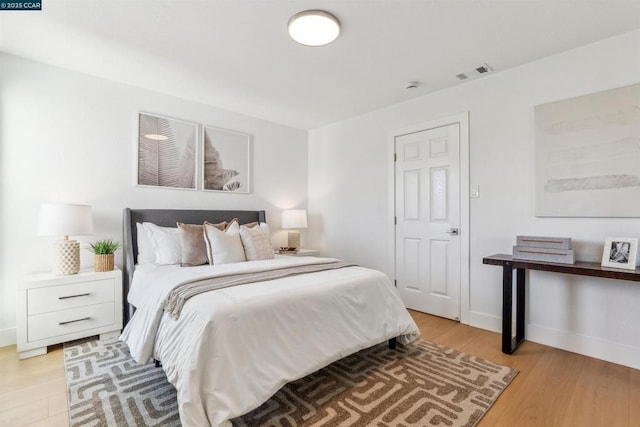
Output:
202 125 250 193
534 83 640 218
601 237 638 270
137 112 198 190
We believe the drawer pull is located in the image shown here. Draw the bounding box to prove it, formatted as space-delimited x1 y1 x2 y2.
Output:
59 317 91 325
58 293 91 300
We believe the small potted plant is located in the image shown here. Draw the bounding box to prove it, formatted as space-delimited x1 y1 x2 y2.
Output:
89 239 121 272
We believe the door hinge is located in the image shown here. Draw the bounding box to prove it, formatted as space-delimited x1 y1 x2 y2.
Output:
394 280 397 288
394 216 397 225
394 153 397 162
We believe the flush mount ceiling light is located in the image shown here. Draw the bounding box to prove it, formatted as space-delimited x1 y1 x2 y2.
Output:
288 10 340 46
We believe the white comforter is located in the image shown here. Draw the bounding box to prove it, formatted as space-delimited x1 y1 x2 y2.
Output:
120 256 419 427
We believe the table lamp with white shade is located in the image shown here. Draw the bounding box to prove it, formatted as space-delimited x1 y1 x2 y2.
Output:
37 203 93 275
281 209 308 250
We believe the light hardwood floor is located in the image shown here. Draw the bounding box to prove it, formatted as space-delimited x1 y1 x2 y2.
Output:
1 310 638 426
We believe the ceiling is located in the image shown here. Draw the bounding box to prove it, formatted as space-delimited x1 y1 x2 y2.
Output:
1 1 639 130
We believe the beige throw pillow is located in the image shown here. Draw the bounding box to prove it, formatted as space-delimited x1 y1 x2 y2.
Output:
177 221 226 267
240 224 274 261
246 221 271 240
204 219 247 265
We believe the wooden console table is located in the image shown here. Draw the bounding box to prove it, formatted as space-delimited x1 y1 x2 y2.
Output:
483 254 640 354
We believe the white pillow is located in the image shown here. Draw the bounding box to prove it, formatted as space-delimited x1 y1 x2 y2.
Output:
143 222 181 265
204 220 247 265
240 224 274 261
259 222 270 240
246 222 271 241
136 222 155 264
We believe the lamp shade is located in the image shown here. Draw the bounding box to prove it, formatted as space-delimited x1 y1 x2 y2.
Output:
281 209 308 229
37 203 94 237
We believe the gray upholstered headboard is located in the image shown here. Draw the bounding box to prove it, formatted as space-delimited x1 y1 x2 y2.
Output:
122 208 266 324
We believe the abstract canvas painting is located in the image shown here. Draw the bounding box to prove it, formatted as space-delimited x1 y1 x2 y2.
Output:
137 113 198 189
534 83 640 217
202 126 250 193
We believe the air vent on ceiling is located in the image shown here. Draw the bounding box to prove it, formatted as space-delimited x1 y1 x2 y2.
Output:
474 64 493 75
455 63 493 82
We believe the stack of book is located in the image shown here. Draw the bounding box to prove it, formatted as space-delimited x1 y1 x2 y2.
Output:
513 236 575 264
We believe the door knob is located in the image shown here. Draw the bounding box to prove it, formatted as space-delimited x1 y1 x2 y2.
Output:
446 228 459 235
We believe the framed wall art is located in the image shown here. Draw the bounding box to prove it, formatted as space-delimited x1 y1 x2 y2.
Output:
137 112 198 190
534 83 640 217
202 126 250 193
601 237 638 270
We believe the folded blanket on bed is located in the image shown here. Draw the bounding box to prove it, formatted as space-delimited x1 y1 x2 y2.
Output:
164 260 354 318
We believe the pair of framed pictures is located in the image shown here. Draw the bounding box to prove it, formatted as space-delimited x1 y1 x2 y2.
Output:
601 237 638 270
137 112 250 193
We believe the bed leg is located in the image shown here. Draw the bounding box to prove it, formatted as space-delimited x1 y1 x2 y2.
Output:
388 337 397 350
154 359 162 368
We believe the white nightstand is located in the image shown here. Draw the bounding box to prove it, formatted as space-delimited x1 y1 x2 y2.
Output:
278 248 321 257
17 268 123 359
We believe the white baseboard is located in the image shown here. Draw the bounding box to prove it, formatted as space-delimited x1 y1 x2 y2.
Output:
0 327 16 348
467 310 501 334
527 324 640 370
466 311 640 370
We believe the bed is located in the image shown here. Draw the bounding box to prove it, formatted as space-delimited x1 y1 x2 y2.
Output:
120 208 420 427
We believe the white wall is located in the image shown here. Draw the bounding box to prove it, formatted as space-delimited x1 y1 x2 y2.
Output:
308 30 640 369
0 54 308 346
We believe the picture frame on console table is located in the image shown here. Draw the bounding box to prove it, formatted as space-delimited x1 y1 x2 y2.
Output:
137 112 198 190
601 237 638 270
202 126 250 193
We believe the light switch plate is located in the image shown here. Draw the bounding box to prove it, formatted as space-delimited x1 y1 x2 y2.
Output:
471 185 480 198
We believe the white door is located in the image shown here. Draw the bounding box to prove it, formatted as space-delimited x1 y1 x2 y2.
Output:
395 123 461 320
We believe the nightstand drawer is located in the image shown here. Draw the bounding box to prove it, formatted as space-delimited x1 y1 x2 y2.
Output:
27 279 114 315
27 302 115 342
18 268 123 359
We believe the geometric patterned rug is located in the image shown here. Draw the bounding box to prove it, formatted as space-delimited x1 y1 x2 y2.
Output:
64 338 180 427
64 338 517 427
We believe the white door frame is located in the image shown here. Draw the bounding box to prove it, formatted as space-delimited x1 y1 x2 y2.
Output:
387 112 470 324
